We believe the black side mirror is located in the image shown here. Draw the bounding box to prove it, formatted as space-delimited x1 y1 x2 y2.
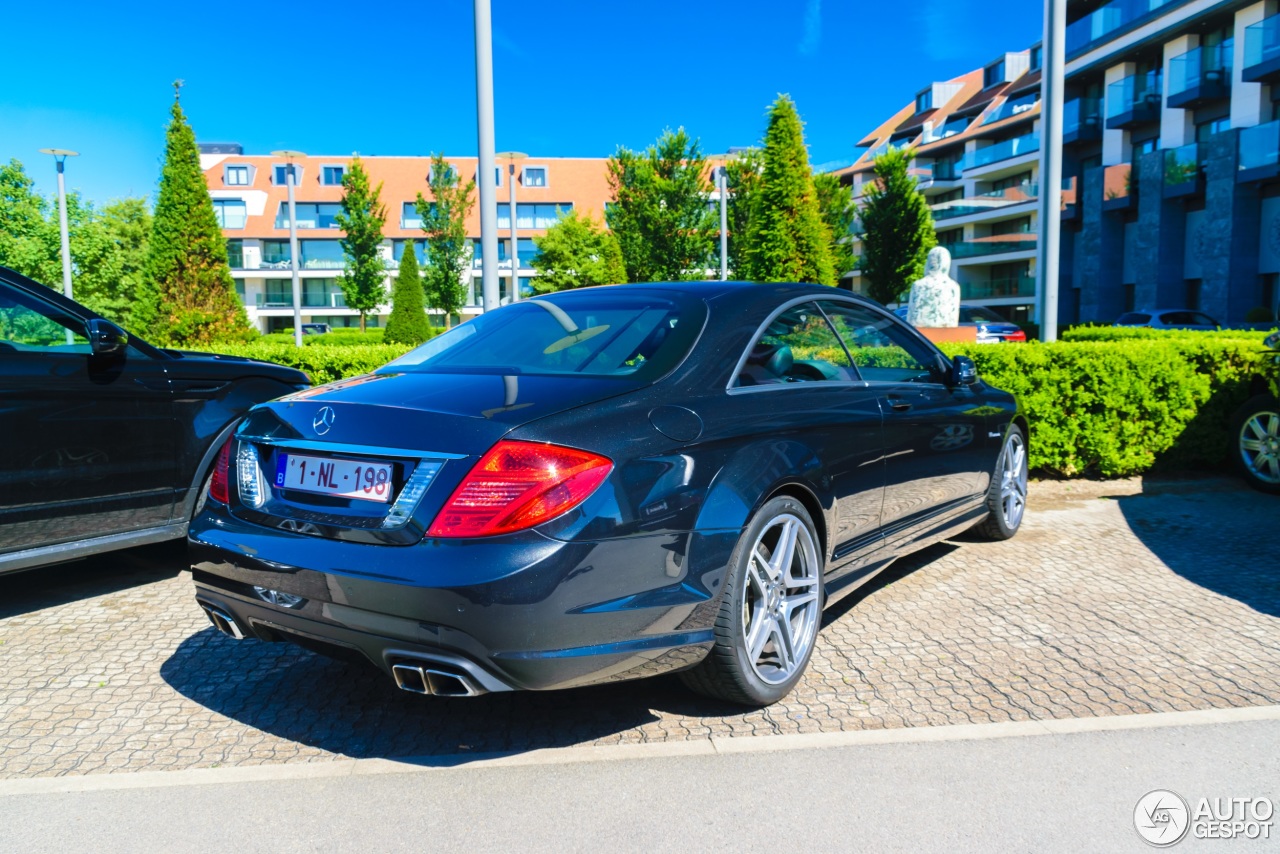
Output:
949 354 977 387
88 319 128 357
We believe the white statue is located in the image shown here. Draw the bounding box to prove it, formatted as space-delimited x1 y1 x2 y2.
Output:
906 247 960 328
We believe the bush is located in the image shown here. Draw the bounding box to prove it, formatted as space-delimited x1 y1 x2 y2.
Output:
1246 305 1276 323
257 328 416 346
186 342 414 384
1061 326 1273 343
939 338 1272 477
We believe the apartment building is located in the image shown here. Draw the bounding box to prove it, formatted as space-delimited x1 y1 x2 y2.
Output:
840 0 1280 326
198 148 612 332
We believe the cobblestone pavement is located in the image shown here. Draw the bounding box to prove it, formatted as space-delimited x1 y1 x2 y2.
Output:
1 477 1277 779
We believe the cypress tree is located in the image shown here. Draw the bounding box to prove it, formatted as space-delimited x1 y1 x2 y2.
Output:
142 82 252 344
742 95 835 285
857 146 937 305
382 241 431 345
813 173 856 282
334 156 387 333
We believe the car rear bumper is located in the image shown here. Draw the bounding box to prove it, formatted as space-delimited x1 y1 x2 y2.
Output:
187 506 727 693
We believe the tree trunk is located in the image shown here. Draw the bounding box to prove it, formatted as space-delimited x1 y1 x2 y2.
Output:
359 313 367 333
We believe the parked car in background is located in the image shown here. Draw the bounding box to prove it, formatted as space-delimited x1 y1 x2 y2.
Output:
0 266 310 576
894 305 1027 342
1232 330 1280 494
1114 309 1221 330
301 323 332 335
190 282 1028 707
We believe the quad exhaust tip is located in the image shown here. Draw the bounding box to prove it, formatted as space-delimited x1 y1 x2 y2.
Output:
392 662 483 697
199 603 245 640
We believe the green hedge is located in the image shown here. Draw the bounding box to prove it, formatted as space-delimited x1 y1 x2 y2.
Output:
940 338 1274 477
1061 326 1276 343
187 342 414 384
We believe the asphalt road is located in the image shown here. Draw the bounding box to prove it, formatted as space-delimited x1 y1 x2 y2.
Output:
3 709 1277 853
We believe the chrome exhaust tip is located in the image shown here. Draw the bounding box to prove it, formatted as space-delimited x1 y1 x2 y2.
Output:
391 662 482 697
199 602 245 640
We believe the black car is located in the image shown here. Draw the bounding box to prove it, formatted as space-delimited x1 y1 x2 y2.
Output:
0 267 309 575
190 282 1028 706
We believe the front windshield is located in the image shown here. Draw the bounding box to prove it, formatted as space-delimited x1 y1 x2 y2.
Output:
380 290 704 380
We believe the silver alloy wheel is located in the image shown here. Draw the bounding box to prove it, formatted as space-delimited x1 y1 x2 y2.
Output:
1239 408 1280 485
999 432 1028 531
740 513 821 685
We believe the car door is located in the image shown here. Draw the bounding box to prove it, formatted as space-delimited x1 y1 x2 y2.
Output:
821 300 991 552
0 281 177 554
719 299 886 576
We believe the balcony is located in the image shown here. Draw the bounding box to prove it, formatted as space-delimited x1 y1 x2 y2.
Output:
949 236 1037 259
1106 73 1162 129
1061 176 1079 222
960 275 1036 300
1066 0 1169 58
1163 142 1203 199
1167 43 1232 110
1102 162 1135 211
962 134 1040 172
932 183 1039 221
1239 120 1280 182
921 117 970 144
1063 98 1102 145
982 94 1039 127
255 291 348 309
1244 14 1280 84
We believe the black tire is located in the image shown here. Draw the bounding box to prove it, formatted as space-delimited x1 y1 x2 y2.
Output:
1231 394 1280 495
680 496 823 706
973 425 1028 541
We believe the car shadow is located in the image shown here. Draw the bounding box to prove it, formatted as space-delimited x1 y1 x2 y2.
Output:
0 540 187 620
821 542 959 628
1109 479 1278 618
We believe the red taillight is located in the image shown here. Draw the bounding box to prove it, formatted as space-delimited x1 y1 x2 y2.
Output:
1008 329 1027 342
209 439 232 504
427 441 612 538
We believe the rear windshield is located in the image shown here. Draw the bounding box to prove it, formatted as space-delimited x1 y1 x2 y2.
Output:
380 290 704 381
959 306 1007 323
1115 312 1151 325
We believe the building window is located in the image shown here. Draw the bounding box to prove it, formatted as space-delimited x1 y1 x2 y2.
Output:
984 59 1006 89
392 240 428 266
225 165 250 186
402 201 423 229
1131 136 1160 161
322 166 345 186
275 202 342 229
936 228 963 247
273 164 301 185
1030 45 1042 71
522 166 548 187
1195 116 1230 142
261 240 291 267
300 240 345 270
915 90 932 114
991 216 1033 236
226 239 244 268
428 163 457 184
212 199 247 229
1185 278 1202 311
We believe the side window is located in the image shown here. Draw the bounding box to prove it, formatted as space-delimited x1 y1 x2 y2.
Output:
818 300 939 384
734 301 857 387
0 285 90 353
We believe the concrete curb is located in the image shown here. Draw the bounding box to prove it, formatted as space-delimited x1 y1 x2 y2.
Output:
3 703 1277 797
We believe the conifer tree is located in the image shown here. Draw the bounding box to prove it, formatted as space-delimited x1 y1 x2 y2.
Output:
813 172 856 282
142 82 252 343
742 95 835 285
417 155 473 328
334 156 387 332
723 148 763 279
857 146 937 305
382 240 431 345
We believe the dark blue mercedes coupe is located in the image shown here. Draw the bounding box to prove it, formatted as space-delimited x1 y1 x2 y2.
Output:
189 282 1028 706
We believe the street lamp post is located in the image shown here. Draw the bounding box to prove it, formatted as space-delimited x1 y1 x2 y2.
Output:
717 165 728 281
496 152 527 302
1037 0 1066 341
474 0 500 312
38 149 79 303
271 150 307 346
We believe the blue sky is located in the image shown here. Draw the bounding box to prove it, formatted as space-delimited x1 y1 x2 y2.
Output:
1 0 1041 206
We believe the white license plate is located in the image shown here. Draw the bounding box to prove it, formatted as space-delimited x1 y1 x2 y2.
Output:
274 453 394 503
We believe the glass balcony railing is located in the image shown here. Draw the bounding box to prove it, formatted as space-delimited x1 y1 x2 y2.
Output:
922 117 970 144
982 94 1039 126
932 183 1039 220
1061 176 1079 210
1239 120 1280 172
1163 142 1201 188
948 237 1037 259
963 134 1040 171
1063 98 1102 139
256 291 348 309
1168 43 1233 101
961 275 1036 299
1244 15 1280 77
1066 0 1169 56
1106 72 1163 121
260 252 293 268
1103 162 1134 204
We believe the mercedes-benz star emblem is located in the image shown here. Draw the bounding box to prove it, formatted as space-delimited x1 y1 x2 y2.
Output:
312 406 336 436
